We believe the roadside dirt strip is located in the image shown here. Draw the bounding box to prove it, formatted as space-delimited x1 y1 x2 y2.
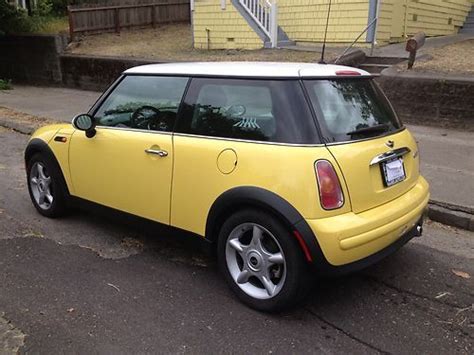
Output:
0 313 25 355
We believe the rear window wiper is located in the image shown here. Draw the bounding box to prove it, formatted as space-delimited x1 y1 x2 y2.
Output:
346 123 390 136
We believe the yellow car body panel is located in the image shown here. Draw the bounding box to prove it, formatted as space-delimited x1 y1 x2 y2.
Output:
170 135 351 237
326 129 420 214
306 177 429 266
68 127 173 225
49 126 76 195
27 124 65 145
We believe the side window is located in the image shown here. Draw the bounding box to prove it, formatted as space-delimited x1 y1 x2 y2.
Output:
176 78 318 144
94 75 188 132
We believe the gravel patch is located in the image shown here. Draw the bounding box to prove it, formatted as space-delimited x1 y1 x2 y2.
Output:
410 39 474 75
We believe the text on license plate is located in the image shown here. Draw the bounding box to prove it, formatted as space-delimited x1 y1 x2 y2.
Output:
382 157 406 187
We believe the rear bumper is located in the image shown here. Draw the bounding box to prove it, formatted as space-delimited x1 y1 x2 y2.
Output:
295 176 429 275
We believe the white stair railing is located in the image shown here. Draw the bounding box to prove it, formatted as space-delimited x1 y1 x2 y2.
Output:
238 0 278 48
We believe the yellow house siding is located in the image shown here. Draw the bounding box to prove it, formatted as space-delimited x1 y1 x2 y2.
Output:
278 0 370 43
193 0 263 50
377 0 396 44
192 0 474 50
377 0 473 44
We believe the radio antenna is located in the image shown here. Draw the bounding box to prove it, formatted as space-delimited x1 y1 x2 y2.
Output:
319 0 333 64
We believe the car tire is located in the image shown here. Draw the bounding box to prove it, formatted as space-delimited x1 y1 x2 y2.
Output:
217 208 311 312
26 153 69 218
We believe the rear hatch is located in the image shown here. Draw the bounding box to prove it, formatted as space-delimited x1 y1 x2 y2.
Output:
304 78 420 213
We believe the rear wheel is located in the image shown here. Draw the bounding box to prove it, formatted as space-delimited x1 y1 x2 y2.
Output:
217 209 311 312
27 153 68 218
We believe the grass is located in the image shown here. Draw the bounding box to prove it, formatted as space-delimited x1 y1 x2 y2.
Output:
68 24 339 63
0 79 12 90
32 16 68 34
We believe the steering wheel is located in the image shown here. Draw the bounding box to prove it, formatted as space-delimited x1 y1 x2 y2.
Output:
147 111 174 132
130 106 161 129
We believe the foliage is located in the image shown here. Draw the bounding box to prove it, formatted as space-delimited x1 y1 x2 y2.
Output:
35 0 54 17
0 0 33 35
49 0 71 15
33 16 69 34
0 79 12 90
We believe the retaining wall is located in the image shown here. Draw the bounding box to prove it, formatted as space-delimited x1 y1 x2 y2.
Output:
0 34 68 85
378 68 474 131
1 34 473 131
60 55 158 91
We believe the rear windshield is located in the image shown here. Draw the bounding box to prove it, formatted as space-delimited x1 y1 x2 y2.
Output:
304 79 402 143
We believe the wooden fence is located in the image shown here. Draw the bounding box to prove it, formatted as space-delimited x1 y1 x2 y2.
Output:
68 1 190 39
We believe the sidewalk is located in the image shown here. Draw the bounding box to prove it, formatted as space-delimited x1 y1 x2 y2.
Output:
372 33 474 58
0 85 100 121
1 85 473 229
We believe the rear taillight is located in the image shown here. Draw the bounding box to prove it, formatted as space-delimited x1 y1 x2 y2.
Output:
315 160 344 210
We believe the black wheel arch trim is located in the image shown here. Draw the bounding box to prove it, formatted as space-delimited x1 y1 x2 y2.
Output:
205 186 422 276
205 186 322 263
25 138 71 197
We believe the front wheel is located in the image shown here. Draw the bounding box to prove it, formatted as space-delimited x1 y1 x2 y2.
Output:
217 209 311 312
27 153 69 218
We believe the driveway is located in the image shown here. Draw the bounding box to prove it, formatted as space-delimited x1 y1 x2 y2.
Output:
0 85 100 121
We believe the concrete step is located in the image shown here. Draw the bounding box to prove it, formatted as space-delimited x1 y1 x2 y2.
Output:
358 63 391 74
363 56 405 65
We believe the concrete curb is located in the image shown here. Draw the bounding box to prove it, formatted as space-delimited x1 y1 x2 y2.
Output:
0 117 35 135
1 117 473 232
428 202 474 231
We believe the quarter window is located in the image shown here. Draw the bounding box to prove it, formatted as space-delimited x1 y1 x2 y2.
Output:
176 78 319 144
94 75 188 132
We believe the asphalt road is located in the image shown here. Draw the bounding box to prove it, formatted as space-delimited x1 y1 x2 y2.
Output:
0 126 473 354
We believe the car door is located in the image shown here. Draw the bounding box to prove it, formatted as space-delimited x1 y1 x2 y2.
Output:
69 75 189 224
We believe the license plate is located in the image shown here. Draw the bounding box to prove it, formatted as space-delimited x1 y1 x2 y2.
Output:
381 157 406 187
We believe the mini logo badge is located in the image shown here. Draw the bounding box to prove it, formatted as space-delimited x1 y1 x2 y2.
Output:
386 140 395 148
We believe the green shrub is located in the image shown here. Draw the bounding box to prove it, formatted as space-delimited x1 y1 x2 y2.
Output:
51 0 70 15
0 79 12 90
0 0 33 35
35 0 54 17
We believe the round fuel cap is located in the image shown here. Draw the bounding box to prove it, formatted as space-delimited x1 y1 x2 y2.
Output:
217 149 238 174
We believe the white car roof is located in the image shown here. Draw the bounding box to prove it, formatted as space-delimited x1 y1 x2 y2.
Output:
123 62 371 78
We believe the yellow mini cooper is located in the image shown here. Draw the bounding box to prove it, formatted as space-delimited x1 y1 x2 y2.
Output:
25 62 429 312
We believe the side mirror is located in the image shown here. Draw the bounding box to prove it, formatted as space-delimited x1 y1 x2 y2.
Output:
72 114 96 138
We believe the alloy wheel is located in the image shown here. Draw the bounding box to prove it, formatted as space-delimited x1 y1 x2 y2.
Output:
225 223 287 300
29 162 54 210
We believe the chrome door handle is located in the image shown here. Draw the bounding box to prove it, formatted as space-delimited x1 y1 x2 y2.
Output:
145 148 168 157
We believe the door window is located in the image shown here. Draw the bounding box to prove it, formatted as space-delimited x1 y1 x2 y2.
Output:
176 78 319 144
94 75 189 132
